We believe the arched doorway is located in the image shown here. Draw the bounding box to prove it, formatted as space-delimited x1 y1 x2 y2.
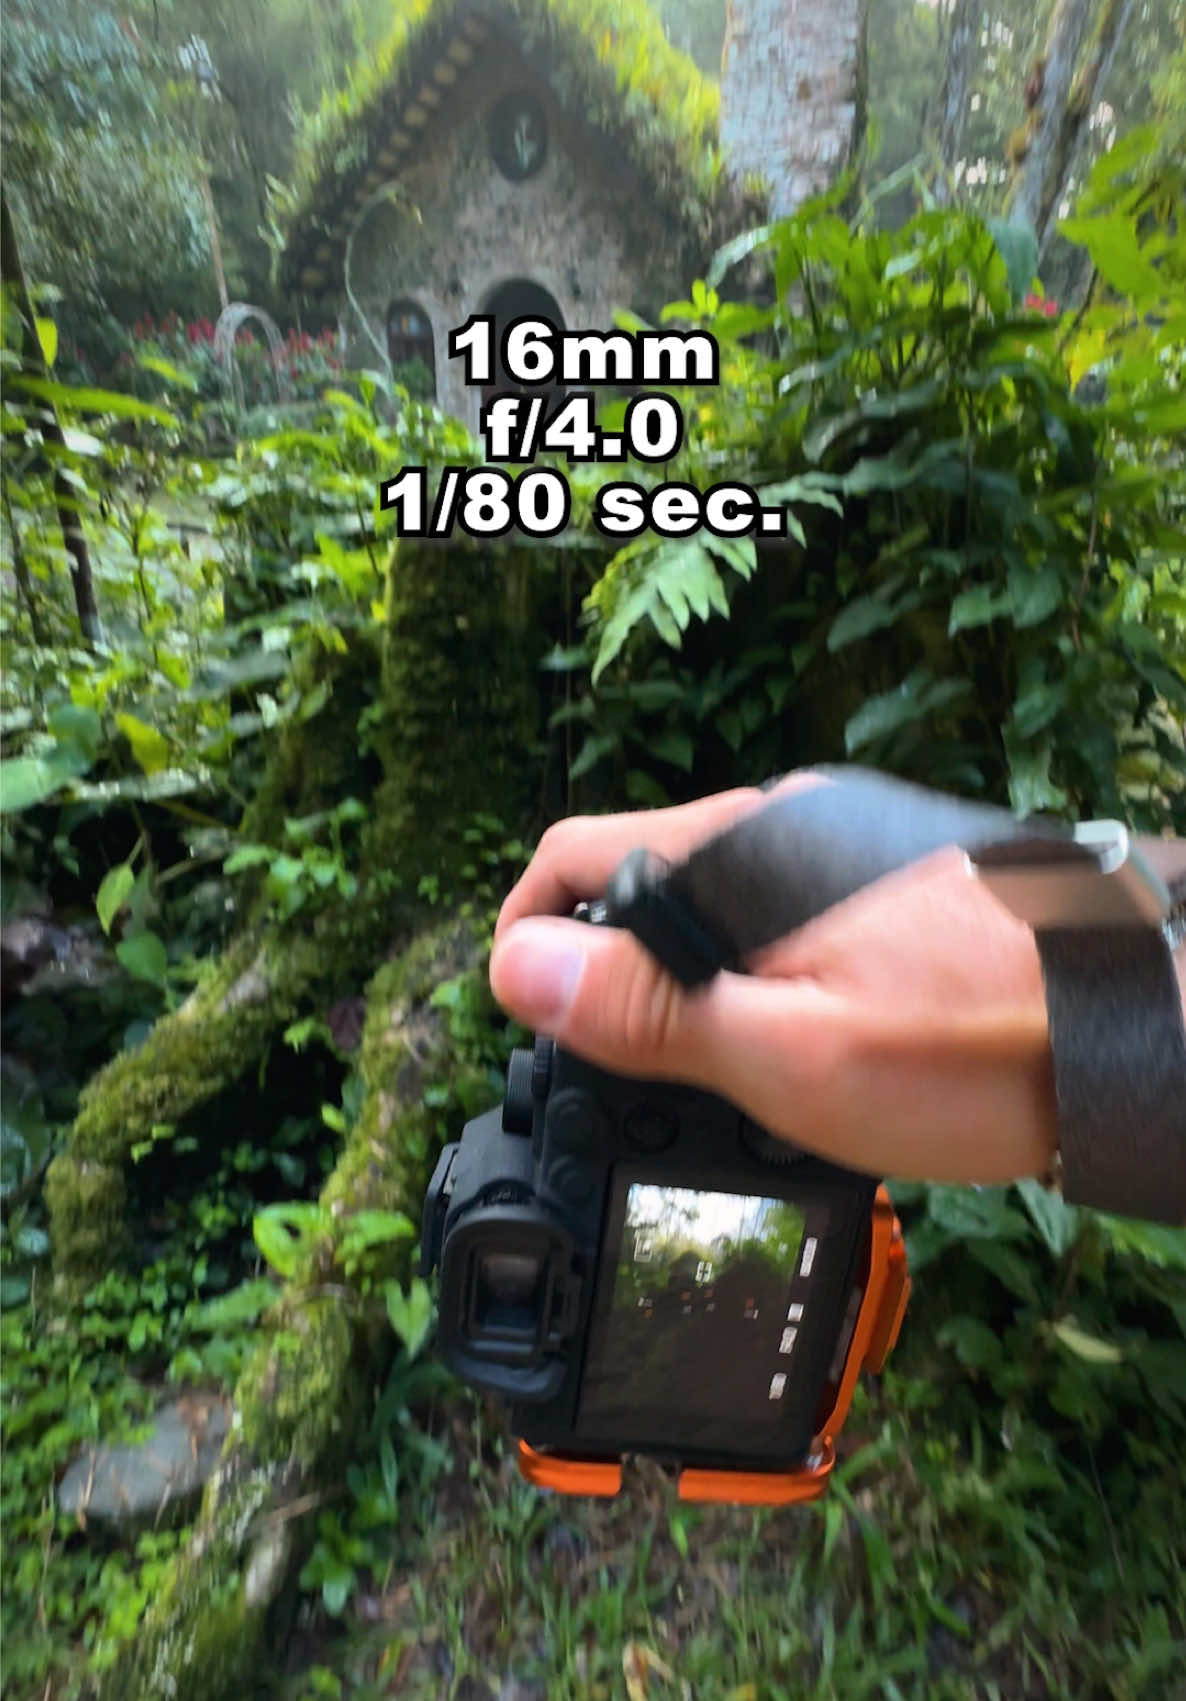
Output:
386 297 437 400
480 278 566 421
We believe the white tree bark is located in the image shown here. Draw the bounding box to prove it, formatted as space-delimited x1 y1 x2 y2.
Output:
1009 0 1136 248
934 0 979 203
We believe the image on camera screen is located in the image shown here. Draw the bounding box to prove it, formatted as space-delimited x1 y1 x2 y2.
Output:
577 1184 810 1449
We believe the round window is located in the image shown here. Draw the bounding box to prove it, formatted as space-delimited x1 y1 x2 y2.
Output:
489 91 548 182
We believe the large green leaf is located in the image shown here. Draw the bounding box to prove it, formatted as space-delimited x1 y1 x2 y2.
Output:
96 862 136 936
927 1185 1032 1242
0 746 90 813
1004 727 1069 815
986 216 1038 305
844 669 971 754
948 585 1010 635
1096 1218 1186 1269
35 318 58 368
1058 215 1166 303
1015 1179 1080 1258
385 1276 435 1358
1051 1318 1123 1365
115 930 168 986
13 375 178 427
1008 565 1063 628
115 712 171 776
828 596 905 650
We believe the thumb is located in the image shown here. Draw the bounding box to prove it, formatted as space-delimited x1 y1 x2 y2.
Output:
488 914 810 1095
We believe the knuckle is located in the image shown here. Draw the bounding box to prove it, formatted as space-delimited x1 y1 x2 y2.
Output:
536 815 588 863
613 949 687 1062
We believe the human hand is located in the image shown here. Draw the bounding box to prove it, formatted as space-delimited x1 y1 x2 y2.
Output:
489 776 1059 1185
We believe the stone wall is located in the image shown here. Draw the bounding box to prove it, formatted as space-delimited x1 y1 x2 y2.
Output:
719 0 868 218
341 34 692 431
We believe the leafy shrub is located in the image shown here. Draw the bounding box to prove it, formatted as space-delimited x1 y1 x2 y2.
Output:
565 143 1185 831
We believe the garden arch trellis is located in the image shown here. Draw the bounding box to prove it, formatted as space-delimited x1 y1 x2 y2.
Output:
213 303 292 414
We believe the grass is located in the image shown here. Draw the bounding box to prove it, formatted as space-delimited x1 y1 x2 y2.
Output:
275 1357 1186 1701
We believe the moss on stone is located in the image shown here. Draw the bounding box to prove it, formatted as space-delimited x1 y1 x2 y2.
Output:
44 1155 128 1300
63 524 548 1690
52 528 543 1303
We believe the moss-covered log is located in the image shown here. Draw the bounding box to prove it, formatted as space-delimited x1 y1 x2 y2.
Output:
94 912 492 1701
46 927 325 1299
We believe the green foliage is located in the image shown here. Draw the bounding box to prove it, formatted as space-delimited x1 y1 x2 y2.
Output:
226 796 367 919
571 171 1186 827
1 0 385 355
1 2 212 346
3 63 1185 1701
898 1176 1186 1436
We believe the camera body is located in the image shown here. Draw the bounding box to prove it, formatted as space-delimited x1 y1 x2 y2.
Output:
421 1033 900 1482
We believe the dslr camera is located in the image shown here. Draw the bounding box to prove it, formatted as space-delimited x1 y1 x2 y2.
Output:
421 941 909 1503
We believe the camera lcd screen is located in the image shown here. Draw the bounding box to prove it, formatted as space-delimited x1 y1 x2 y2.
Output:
576 1180 822 1457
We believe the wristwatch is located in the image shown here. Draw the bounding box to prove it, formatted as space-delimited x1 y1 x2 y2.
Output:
969 822 1186 1222
600 769 1186 1226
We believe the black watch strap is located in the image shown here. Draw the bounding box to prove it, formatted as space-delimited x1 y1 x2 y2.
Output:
599 766 1186 1225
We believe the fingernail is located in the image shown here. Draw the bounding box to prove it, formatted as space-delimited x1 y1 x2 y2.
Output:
490 920 586 1028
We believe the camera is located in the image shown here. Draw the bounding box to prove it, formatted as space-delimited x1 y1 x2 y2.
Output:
421 1009 910 1502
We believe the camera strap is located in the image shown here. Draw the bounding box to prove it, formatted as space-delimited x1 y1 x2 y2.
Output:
601 765 1186 1225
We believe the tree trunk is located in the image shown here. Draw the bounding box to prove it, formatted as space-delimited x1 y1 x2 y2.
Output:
1007 0 1136 250
933 0 979 203
199 164 231 313
0 183 103 646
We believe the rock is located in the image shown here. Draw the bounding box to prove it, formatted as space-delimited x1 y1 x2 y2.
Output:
58 1393 231 1529
1 912 113 1001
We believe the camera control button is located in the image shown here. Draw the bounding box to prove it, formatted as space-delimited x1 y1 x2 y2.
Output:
545 1088 607 1156
547 1156 595 1206
623 1101 680 1153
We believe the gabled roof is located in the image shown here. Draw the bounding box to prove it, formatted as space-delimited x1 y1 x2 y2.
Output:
273 0 727 296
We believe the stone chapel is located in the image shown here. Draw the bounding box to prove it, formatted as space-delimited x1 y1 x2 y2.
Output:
277 0 866 430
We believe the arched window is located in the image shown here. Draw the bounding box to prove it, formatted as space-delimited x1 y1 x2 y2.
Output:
386 298 436 400
480 278 565 419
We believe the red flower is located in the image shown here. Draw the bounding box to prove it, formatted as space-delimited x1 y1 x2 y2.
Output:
1024 291 1059 318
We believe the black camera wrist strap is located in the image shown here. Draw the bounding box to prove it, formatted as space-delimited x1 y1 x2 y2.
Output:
599 765 1186 1226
